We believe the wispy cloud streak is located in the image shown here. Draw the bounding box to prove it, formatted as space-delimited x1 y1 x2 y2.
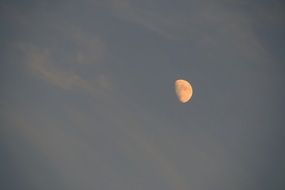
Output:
17 44 99 94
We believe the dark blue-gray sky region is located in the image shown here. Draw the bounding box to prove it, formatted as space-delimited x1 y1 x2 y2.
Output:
1 0 285 190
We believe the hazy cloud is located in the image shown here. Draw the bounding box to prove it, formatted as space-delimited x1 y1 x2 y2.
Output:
107 0 177 39
107 0 270 62
17 43 110 95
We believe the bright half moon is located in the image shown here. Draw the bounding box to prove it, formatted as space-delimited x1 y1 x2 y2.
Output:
175 79 193 103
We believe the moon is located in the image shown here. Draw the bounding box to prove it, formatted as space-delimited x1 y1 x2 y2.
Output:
175 79 193 103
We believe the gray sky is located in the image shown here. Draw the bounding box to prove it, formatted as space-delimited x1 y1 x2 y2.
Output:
1 0 285 190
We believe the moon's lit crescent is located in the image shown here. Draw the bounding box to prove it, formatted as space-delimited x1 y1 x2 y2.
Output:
175 79 193 103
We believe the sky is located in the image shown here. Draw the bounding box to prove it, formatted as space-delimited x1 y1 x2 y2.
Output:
1 0 285 190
